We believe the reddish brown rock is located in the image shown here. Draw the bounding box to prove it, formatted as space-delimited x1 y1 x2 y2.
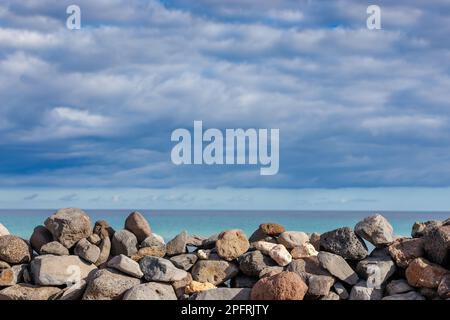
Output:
422 225 450 268
93 220 114 239
260 223 285 236
29 226 53 253
388 238 424 268
216 229 250 261
124 211 152 243
405 257 448 289
0 236 32 264
437 274 450 299
251 271 308 300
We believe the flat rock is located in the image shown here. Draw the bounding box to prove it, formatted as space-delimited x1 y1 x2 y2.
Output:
139 256 188 282
123 282 177 300
40 241 69 256
388 238 424 268
382 291 425 300
44 208 92 248
269 244 292 266
83 269 141 300
259 223 285 236
166 231 188 256
422 225 450 268
307 275 335 297
320 227 368 260
291 243 318 259
349 281 383 300
317 252 359 285
355 214 394 247
259 266 284 278
74 238 100 263
386 279 414 295
0 223 10 236
251 272 308 300
0 284 61 300
405 257 448 289
170 253 198 270
216 229 250 261
111 229 138 257
191 259 239 285
356 256 396 287
288 256 332 277
107 254 143 278
0 235 32 264
238 250 276 276
54 281 87 300
30 254 97 286
277 231 309 249
124 211 152 243
193 288 251 300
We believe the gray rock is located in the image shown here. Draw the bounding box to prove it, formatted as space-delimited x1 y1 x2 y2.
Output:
317 252 359 285
201 233 219 249
30 255 97 286
320 291 340 300
54 280 87 300
111 229 138 257
95 236 111 266
356 256 396 286
82 269 141 300
422 225 450 268
170 253 198 271
320 227 368 260
191 259 239 285
0 284 61 300
277 231 309 249
412 220 442 238
88 234 101 245
107 254 143 278
355 214 394 247
123 282 177 300
231 275 258 288
349 281 383 300
192 288 251 300
166 231 188 256
74 238 100 264
287 256 332 277
141 234 165 248
382 291 425 300
29 226 53 253
124 211 152 243
307 275 335 296
44 208 92 249
386 279 414 295
238 250 276 276
40 241 69 256
186 235 207 247
333 282 349 299
139 256 188 282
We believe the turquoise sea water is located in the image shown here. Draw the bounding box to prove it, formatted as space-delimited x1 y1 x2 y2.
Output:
0 210 448 240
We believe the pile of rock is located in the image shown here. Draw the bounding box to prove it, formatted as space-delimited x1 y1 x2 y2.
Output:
0 209 449 300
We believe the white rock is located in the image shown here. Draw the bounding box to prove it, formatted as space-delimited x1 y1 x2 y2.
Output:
107 254 143 278
269 244 292 266
0 223 10 236
291 243 318 259
253 241 277 255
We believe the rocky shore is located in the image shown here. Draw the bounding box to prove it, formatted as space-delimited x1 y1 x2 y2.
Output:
0 209 449 300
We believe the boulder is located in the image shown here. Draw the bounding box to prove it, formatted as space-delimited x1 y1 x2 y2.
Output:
307 275 335 297
93 220 114 239
0 235 32 264
405 257 448 289
216 229 250 261
238 250 276 276
111 229 138 257
191 259 239 285
0 223 10 236
185 280 216 294
291 243 318 259
30 254 97 286
40 241 69 256
82 269 141 300
269 244 292 266
0 284 61 300
382 291 425 300
388 238 424 268
259 223 285 236
422 225 450 268
74 238 100 263
166 231 188 256
355 214 394 247
349 280 383 300
437 274 450 299
320 227 368 260
123 282 177 300
386 279 414 295
412 220 442 238
139 256 188 282
44 208 92 248
141 234 165 247
317 252 359 285
107 254 143 278
30 226 53 254
356 256 396 287
170 253 198 271
193 288 251 300
124 211 152 243
252 241 277 255
277 231 309 249
251 272 308 300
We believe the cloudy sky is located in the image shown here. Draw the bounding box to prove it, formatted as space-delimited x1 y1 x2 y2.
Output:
1 0 450 210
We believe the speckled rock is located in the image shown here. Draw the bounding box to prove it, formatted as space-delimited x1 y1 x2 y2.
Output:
131 246 166 261
139 256 188 282
191 259 239 285
291 243 318 259
111 229 138 257
0 236 32 264
251 272 308 300
238 250 276 276
405 257 448 289
277 231 309 249
320 227 368 260
185 280 216 294
123 282 177 300
388 238 424 268
216 229 250 261
82 269 141 300
307 275 335 297
193 288 251 300
422 225 450 268
259 223 285 236
412 220 442 238
40 241 69 256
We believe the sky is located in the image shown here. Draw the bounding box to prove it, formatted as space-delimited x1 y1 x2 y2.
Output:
0 0 450 210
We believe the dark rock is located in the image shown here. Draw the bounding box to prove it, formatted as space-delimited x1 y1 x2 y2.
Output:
238 250 276 277
317 252 359 285
170 253 198 271
320 227 368 260
29 226 53 253
111 229 138 257
139 256 188 282
166 231 188 256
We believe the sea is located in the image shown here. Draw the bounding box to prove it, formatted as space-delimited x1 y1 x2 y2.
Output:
0 209 448 241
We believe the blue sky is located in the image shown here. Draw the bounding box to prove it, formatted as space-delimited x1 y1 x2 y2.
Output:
0 0 450 210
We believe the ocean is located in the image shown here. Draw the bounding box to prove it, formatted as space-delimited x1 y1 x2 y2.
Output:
0 209 448 241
